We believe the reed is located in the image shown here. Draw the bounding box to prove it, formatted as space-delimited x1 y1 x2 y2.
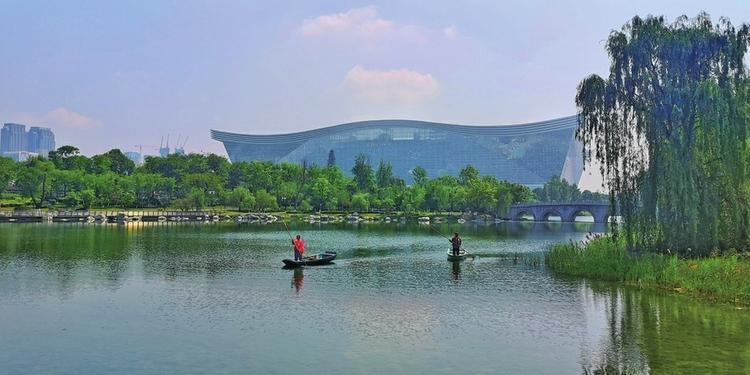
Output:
545 236 750 305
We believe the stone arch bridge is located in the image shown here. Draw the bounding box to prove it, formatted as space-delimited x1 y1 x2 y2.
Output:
508 202 611 223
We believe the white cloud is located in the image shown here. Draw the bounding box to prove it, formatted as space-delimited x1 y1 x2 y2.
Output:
14 107 97 129
301 6 391 37
300 6 427 43
344 65 439 105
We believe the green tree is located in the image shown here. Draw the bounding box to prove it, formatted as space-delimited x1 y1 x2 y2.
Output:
227 161 250 189
184 173 224 206
352 192 370 212
459 165 479 185
402 186 426 213
226 187 255 211
132 173 176 207
496 186 513 217
90 149 135 176
0 157 16 197
310 177 334 211
64 189 96 209
411 166 427 185
175 188 206 211
16 158 55 208
466 176 498 213
534 175 580 202
51 169 85 200
255 189 278 211
576 13 750 254
88 173 135 207
376 160 395 188
352 153 374 191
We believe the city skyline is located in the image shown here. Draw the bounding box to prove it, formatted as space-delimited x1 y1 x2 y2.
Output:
0 122 55 161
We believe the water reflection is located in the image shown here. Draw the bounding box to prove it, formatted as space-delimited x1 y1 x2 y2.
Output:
292 268 304 294
579 282 750 374
6 222 750 373
451 261 461 281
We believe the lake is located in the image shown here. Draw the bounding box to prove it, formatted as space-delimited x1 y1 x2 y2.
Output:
1 222 748 374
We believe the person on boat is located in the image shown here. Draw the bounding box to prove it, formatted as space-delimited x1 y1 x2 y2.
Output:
292 235 305 261
450 232 462 256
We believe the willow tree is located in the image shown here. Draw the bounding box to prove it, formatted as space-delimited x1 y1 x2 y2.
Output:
576 14 750 255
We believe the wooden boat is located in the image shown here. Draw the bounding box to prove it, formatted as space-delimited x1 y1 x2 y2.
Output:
282 251 337 268
447 249 468 261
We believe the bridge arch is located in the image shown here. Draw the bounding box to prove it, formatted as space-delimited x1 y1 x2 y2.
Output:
514 210 535 221
541 210 563 221
569 209 594 222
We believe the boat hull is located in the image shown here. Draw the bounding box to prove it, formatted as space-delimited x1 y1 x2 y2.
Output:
282 251 337 268
447 250 467 261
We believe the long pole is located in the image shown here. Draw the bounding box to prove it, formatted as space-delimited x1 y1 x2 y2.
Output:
282 220 294 241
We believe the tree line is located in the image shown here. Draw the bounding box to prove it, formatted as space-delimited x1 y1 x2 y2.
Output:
0 145 602 213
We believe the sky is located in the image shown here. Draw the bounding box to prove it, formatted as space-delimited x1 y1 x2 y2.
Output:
1 0 749 185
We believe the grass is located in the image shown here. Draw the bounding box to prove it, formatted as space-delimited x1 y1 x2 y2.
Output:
545 236 750 305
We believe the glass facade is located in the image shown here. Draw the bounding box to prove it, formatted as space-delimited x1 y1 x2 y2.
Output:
27 126 56 156
211 116 583 186
0 123 27 154
1 123 56 158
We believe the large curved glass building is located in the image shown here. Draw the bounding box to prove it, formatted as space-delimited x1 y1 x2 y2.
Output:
211 116 583 187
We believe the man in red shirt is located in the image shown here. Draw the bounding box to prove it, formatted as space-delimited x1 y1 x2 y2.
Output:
292 235 305 261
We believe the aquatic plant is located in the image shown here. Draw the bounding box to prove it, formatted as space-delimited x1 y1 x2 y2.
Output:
546 236 750 304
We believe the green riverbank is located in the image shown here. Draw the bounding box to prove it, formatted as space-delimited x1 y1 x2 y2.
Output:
545 236 750 306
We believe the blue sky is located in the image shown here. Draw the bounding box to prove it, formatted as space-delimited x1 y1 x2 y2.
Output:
1 0 749 161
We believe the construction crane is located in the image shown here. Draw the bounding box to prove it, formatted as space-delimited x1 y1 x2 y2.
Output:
174 136 189 155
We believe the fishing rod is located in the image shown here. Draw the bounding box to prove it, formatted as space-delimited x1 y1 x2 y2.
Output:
427 223 452 241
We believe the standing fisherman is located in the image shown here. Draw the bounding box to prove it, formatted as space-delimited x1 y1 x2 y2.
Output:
292 234 305 261
450 232 462 256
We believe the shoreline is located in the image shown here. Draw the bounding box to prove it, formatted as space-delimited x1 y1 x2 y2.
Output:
545 236 750 307
0 208 596 225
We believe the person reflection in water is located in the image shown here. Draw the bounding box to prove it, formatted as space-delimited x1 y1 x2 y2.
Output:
452 261 461 280
292 268 304 293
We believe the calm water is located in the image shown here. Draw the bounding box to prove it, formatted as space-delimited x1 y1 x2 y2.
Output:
1 222 749 374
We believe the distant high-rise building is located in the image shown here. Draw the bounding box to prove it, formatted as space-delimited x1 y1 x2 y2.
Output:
27 126 56 157
125 151 142 165
1 123 27 154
